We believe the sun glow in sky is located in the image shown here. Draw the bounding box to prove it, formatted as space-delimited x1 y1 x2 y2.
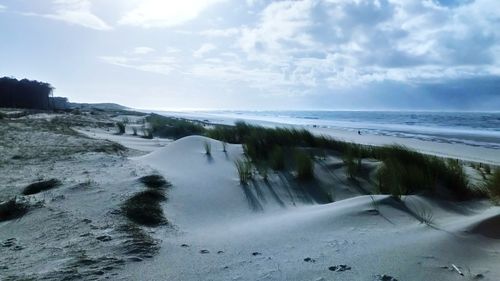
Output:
0 0 499 110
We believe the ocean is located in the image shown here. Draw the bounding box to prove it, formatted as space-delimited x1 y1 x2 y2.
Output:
186 111 500 150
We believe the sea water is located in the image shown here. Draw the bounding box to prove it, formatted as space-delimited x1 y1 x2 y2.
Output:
196 111 500 149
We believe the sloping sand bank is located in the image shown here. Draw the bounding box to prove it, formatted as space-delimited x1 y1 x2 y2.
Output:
129 136 500 281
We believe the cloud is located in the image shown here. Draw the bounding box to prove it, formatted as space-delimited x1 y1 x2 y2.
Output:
193 43 216 58
29 0 112 30
200 28 240 37
233 0 500 89
119 0 225 28
0 4 6 11
131 47 155 55
100 55 177 75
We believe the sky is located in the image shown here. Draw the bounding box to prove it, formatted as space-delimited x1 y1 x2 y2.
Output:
0 0 499 111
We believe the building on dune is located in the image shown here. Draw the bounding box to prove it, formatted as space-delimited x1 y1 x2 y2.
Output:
0 77 54 110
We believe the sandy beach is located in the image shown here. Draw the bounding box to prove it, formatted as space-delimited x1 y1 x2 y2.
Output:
1 109 499 281
151 110 500 165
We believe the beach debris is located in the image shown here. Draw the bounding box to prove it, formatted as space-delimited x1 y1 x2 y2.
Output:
304 257 316 263
451 264 464 276
375 275 398 281
252 252 262 256
200 249 210 254
328 264 351 272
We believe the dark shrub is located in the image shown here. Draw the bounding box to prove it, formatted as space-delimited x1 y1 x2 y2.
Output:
116 122 126 134
22 179 61 195
0 199 29 222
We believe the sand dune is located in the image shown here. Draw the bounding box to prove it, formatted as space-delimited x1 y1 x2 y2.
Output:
124 135 500 281
2 114 499 281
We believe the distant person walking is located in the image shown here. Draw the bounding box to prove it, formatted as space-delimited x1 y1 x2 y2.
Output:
358 130 361 135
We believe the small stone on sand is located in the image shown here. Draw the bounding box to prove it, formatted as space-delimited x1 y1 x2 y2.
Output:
328 264 351 272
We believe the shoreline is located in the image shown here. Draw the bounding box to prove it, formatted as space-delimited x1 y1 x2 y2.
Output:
150 110 500 165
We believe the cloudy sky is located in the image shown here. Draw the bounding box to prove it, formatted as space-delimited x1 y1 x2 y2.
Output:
1 0 499 110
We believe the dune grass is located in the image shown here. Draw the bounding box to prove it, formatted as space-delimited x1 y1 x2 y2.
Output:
295 150 314 181
0 198 29 222
145 114 205 139
373 145 473 200
139 174 170 189
485 168 500 201
269 146 285 171
118 223 160 257
207 123 481 200
235 158 253 185
204 141 212 156
145 119 483 201
484 164 491 175
257 165 269 181
22 178 61 195
343 148 361 179
122 189 166 227
406 200 436 226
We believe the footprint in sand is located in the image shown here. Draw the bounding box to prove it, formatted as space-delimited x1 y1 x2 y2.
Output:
200 249 210 254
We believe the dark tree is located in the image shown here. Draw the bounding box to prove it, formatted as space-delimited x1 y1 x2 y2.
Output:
0 77 54 109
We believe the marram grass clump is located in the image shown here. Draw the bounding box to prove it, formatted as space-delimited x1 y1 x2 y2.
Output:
139 174 170 189
374 145 473 200
122 189 166 227
343 148 361 179
235 158 253 185
485 168 500 202
204 141 212 156
269 146 285 171
295 150 314 181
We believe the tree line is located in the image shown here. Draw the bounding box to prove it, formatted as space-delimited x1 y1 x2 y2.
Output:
0 76 54 109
